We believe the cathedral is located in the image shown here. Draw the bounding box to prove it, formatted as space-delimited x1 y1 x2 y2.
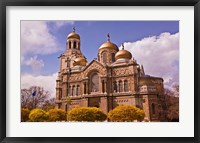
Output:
55 28 165 121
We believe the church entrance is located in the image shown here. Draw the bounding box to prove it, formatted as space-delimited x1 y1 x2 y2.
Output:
88 97 100 108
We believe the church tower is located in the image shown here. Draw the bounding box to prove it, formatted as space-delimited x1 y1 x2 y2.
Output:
98 34 119 65
55 28 87 108
58 27 86 72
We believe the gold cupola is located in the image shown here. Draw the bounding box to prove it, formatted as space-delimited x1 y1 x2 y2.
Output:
99 34 119 51
115 43 132 60
73 56 87 66
67 27 80 40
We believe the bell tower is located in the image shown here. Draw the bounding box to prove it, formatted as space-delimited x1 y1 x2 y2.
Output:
66 27 81 51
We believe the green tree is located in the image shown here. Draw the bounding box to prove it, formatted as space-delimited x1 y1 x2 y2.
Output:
68 107 107 122
108 105 145 122
21 108 30 122
48 109 67 122
29 108 49 122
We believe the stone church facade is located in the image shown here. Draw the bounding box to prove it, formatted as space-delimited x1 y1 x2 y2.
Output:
55 29 165 121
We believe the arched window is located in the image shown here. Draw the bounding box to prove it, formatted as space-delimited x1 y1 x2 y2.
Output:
58 89 62 100
91 73 99 92
84 82 86 94
124 80 128 92
69 41 71 49
76 85 80 95
111 53 115 62
113 81 117 92
102 80 105 93
67 58 70 67
69 86 71 96
118 80 122 92
72 85 76 96
152 103 156 114
73 41 76 49
102 52 107 64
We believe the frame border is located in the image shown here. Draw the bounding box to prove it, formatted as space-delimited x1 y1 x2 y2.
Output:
0 0 199 143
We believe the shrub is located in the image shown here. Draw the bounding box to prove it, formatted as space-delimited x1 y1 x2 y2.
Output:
67 107 107 122
90 107 107 122
108 105 145 122
29 108 49 122
48 109 67 122
21 108 30 122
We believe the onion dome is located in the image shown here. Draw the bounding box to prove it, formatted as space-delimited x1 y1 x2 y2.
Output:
67 27 80 40
73 56 87 66
99 33 119 51
115 43 132 60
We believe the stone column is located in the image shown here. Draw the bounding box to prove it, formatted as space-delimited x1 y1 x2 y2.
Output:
100 97 108 114
104 80 107 93
71 40 74 49
85 79 89 94
62 83 67 99
122 80 124 93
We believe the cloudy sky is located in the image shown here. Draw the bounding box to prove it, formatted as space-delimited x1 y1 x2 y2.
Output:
21 21 179 97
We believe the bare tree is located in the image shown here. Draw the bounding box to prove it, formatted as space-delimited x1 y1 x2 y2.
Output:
42 98 56 111
21 86 50 110
160 86 179 122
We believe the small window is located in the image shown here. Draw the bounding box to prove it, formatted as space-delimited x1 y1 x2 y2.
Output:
58 89 62 100
119 80 122 92
111 53 115 62
102 52 107 64
76 85 80 95
102 80 105 93
72 85 76 96
84 82 86 94
152 103 156 114
69 41 71 49
73 41 76 49
113 81 117 92
124 80 128 92
69 86 71 96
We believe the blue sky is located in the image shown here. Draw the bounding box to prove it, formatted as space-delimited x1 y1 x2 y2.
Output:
21 21 179 96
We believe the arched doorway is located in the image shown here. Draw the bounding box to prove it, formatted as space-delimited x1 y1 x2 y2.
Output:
90 73 99 93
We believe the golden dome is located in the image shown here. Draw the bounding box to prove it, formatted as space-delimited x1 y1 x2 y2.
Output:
99 33 119 51
99 41 119 51
67 32 80 40
73 57 87 66
115 46 132 60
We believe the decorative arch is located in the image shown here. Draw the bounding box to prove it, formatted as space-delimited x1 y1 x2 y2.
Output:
84 61 106 77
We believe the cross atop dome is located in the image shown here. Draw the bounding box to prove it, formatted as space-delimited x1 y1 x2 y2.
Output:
122 43 124 50
73 27 76 32
107 33 110 41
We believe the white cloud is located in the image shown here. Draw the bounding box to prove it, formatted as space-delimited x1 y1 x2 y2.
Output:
52 21 74 28
21 21 60 56
123 32 179 88
21 73 57 98
24 56 44 71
